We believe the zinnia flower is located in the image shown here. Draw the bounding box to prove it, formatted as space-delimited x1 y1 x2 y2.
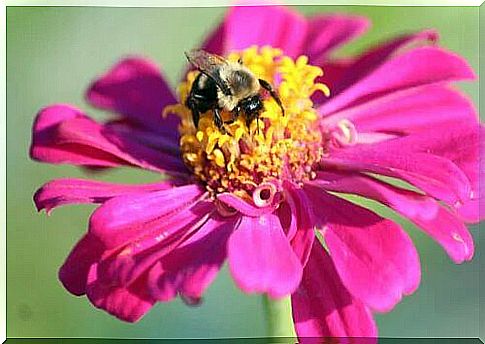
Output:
31 5 481 341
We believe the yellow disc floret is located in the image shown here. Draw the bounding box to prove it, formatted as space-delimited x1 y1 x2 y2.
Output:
164 46 330 200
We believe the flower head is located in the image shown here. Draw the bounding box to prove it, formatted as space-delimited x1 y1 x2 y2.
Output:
31 4 481 341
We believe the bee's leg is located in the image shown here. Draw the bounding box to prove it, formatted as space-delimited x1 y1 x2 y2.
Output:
213 107 228 134
245 116 252 133
256 115 260 135
191 108 200 129
186 96 200 128
244 112 261 135
258 79 285 116
224 106 240 125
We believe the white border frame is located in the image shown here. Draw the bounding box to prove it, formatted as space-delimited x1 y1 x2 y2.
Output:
2 1 483 343
4 0 485 7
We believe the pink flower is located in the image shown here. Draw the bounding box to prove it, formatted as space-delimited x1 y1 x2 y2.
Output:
31 5 481 341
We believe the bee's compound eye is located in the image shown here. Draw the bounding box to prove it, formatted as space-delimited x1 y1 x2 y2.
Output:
245 96 263 112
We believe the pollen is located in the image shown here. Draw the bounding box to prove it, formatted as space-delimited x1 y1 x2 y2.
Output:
164 46 330 200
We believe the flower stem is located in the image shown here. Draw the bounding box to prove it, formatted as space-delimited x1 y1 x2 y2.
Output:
262 295 297 338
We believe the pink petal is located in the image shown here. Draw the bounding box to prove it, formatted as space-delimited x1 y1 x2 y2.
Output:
291 241 377 341
313 59 353 105
95 200 214 287
106 120 181 156
227 213 302 298
322 85 478 135
89 184 206 248
457 197 484 224
204 6 369 59
454 124 484 223
313 171 474 263
86 264 155 322
30 104 187 174
322 137 471 207
85 57 180 140
304 185 421 312
223 7 369 61
31 104 122 167
421 123 483 222
58 234 105 296
34 178 178 214
224 5 307 58
375 121 479 212
318 47 475 116
304 14 370 64
276 197 297 240
322 30 438 96
285 184 315 266
200 18 226 55
148 214 236 301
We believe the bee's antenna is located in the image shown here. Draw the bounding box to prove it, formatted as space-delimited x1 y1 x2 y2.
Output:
256 117 260 135
184 50 194 64
258 79 285 116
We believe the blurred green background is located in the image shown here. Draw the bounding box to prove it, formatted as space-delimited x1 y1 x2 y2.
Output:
6 5 482 340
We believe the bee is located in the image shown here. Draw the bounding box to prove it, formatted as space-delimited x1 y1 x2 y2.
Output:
184 49 284 133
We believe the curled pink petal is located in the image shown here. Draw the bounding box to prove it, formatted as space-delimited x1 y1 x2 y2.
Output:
253 182 278 207
327 118 358 148
305 185 421 312
292 241 377 341
217 192 278 217
228 213 302 298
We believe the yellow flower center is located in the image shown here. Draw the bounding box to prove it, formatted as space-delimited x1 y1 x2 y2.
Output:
165 46 330 201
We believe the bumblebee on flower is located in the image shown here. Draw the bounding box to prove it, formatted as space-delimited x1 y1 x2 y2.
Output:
31 4 481 341
171 46 328 199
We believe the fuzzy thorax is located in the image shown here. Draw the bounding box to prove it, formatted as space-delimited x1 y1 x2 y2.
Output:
164 46 330 200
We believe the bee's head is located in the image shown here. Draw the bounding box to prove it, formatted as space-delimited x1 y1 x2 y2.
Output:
240 94 264 116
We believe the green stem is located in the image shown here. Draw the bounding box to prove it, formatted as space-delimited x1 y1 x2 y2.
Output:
262 295 297 338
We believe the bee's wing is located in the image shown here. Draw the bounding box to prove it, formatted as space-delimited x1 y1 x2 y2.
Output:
185 50 232 96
